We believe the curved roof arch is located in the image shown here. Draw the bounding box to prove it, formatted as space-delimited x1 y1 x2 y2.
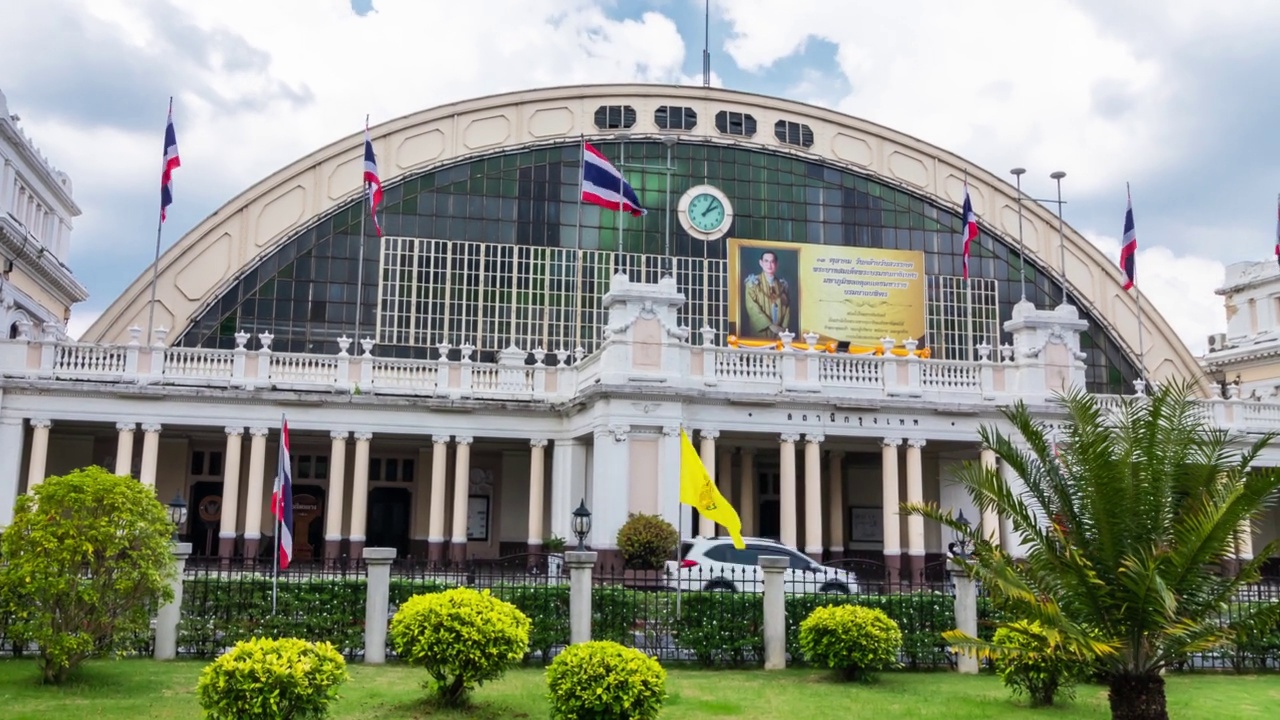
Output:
84 83 1203 388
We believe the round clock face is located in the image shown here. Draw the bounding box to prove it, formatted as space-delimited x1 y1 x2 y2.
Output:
687 193 726 233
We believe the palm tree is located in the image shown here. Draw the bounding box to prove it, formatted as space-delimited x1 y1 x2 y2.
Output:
906 381 1280 720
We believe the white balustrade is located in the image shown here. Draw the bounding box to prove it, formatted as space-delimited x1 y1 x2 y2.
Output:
369 357 439 393
52 344 128 378
163 347 235 381
714 348 781 383
268 352 340 385
920 360 982 391
819 355 882 388
1240 402 1280 427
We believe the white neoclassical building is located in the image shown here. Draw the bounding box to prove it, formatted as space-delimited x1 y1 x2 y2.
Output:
0 84 1274 577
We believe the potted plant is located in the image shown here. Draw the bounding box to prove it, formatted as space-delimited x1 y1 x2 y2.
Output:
544 535 567 577
617 513 679 589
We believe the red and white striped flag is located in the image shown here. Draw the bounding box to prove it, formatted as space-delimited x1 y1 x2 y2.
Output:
961 181 978 279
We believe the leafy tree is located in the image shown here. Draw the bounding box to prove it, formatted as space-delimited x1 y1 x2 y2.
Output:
0 466 177 684
906 381 1280 720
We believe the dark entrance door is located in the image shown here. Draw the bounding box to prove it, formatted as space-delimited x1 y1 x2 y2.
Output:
367 487 411 557
758 466 781 541
189 481 223 557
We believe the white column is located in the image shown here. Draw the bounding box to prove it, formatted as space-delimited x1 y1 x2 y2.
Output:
697 429 719 538
979 447 1001 545
803 434 824 558
550 438 585 541
527 438 548 547
0 418 25 527
905 438 926 560
779 433 799 548
428 434 450 546
139 423 162 487
881 438 903 565
114 422 136 476
449 436 473 549
324 431 349 548
739 447 756 537
658 427 687 537
218 427 244 556
826 450 845 556
26 418 51 489
242 427 269 547
349 432 373 546
590 426 629 549
999 458 1029 558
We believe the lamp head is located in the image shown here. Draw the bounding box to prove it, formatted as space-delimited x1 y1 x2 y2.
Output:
571 498 592 551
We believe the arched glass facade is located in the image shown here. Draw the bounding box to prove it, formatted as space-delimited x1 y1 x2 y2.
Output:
176 139 1139 394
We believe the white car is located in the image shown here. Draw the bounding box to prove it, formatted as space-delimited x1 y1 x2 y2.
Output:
666 536 859 594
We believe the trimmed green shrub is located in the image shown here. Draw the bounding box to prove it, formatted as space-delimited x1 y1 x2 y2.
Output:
799 605 902 681
786 592 952 668
195 637 349 719
0 466 176 684
616 513 679 570
676 592 764 666
592 587 644 645
389 587 531 705
491 584 570 663
992 620 1085 707
546 641 666 720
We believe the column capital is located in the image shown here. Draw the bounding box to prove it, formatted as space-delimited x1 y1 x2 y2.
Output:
593 425 629 443
141 423 163 434
354 431 374 442
249 426 270 437
699 428 720 441
432 434 451 444
661 425 682 438
454 435 473 446
779 432 800 443
881 437 903 448
30 418 52 430
907 438 927 449
529 438 549 449
225 426 244 437
805 433 824 445
330 430 350 441
116 421 136 433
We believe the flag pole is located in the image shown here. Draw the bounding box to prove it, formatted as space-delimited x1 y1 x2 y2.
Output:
575 135 584 251
1130 182 1147 387
617 138 626 274
963 171 974 360
354 116 369 343
145 96 173 347
271 412 284 615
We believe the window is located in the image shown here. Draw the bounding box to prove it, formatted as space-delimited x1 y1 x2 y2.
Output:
370 456 416 482
773 120 814 148
295 454 329 480
593 105 636 130
655 105 697 130
189 450 225 476
714 110 757 137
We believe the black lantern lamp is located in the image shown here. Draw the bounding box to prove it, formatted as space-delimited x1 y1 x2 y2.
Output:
571 498 592 551
949 510 973 560
167 492 189 542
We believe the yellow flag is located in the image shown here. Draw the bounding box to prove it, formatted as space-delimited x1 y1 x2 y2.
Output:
678 429 746 549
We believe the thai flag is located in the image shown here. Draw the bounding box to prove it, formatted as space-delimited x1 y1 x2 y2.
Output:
581 142 646 216
271 416 294 570
1121 191 1137 290
364 126 383 236
961 183 978 279
160 101 181 222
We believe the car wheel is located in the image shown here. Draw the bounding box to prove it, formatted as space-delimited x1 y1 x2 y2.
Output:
819 582 850 595
704 579 736 592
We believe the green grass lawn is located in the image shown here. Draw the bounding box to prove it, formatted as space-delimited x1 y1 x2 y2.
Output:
0 659 1277 719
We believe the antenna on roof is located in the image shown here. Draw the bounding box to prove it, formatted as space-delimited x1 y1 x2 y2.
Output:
702 0 711 87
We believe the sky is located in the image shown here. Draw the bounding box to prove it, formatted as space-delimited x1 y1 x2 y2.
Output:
3 0 1278 355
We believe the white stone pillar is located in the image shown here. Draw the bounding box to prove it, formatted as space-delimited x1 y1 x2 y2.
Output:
218 427 244 558
0 418 25 527
153 543 192 660
26 418 51 489
760 555 788 670
951 561 979 674
449 436 473 563
324 431 349 558
826 450 846 559
362 547 396 663
427 434 450 563
905 439 927 571
527 438 548 548
566 551 597 644
881 438 903 578
114 422 136 476
697 429 719 538
349 431 373 555
803 434 824 560
739 448 756 537
242 427 269 559
779 433 799 549
139 423 162 487
550 438 585 542
979 447 1001 545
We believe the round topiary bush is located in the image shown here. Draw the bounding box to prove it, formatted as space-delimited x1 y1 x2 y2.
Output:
799 604 902 681
616 513 679 570
546 641 667 720
389 587 531 706
195 637 349 719
992 620 1085 707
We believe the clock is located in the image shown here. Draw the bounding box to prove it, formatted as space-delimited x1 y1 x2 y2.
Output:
677 184 734 240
